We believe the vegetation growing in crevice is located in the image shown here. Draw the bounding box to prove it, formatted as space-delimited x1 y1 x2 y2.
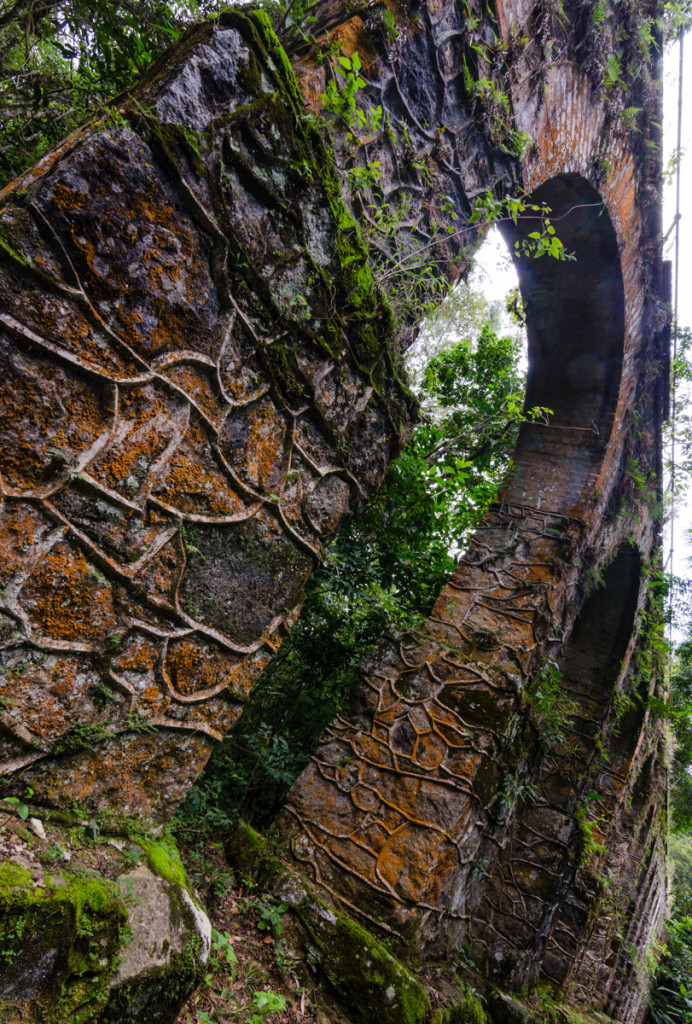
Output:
176 280 532 831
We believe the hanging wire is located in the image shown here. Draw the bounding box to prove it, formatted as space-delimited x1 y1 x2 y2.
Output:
667 29 684 648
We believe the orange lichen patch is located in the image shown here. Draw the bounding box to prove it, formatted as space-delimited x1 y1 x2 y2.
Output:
162 362 229 428
111 632 160 674
443 747 483 782
220 397 289 493
351 783 381 813
21 729 215 822
164 635 245 698
376 824 460 904
323 832 380 883
0 502 57 587
41 130 220 362
91 381 188 500
134 683 170 719
366 769 470 835
4 277 146 380
351 734 395 768
134 536 184 604
153 418 248 518
0 649 103 747
427 711 468 749
293 60 328 112
290 14 382 110
291 766 362 831
19 538 118 643
0 334 114 492
327 17 378 70
412 731 446 770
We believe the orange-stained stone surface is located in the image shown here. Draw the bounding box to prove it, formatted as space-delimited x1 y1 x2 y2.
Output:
0 12 412 822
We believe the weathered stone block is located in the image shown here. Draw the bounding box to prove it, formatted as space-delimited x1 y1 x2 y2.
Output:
0 813 209 1024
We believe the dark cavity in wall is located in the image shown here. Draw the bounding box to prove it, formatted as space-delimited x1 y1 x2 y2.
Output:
499 173 625 513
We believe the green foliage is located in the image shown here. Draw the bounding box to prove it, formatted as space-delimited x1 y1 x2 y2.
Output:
468 191 575 262
662 0 692 40
54 720 111 752
0 0 232 187
526 659 578 750
574 801 608 865
177 285 530 830
257 900 289 934
321 49 383 140
207 928 238 979
649 835 692 1024
500 776 537 812
249 989 288 1022
649 611 692 1021
668 639 692 833
1 786 33 821
667 328 692 506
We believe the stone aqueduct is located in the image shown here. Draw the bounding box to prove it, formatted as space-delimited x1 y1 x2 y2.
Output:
0 0 672 1020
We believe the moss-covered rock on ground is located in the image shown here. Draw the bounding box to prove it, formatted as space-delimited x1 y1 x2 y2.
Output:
228 820 430 1024
0 807 210 1024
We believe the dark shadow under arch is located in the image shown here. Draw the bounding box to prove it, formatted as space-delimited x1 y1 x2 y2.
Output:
499 174 625 513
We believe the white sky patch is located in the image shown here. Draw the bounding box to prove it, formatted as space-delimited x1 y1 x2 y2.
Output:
469 228 518 306
663 33 692 590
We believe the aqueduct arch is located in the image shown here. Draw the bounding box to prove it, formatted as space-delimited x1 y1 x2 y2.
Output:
500 173 626 511
0 1 670 1021
274 176 666 1015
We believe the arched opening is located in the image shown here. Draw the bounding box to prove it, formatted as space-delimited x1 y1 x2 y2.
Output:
499 174 625 513
473 543 643 988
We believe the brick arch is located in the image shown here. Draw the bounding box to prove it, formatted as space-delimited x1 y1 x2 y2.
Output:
499 173 625 513
274 175 649 973
470 541 643 989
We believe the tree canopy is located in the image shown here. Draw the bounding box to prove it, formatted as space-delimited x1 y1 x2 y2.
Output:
0 0 232 186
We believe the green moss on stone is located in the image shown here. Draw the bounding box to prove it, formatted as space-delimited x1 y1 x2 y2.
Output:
147 120 206 177
0 230 33 270
139 835 189 890
0 860 129 1024
299 898 431 1024
230 821 429 1024
432 986 488 1024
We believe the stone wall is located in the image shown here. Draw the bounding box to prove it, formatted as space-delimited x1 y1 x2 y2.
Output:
0 1 669 1021
0 11 414 821
274 1 669 1020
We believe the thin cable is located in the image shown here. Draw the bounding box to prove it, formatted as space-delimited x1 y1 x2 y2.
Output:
669 30 684 646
